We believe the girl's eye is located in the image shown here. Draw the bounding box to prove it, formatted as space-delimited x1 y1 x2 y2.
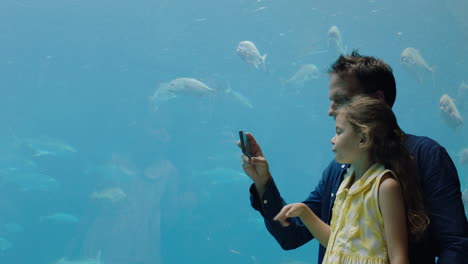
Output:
334 97 349 106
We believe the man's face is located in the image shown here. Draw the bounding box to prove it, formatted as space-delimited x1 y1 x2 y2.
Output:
328 73 364 116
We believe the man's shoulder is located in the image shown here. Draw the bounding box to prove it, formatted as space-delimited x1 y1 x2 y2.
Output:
325 159 349 171
322 159 349 180
317 159 348 190
405 134 450 165
405 133 443 152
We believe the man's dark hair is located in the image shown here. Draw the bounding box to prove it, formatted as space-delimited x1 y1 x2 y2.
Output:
328 50 397 107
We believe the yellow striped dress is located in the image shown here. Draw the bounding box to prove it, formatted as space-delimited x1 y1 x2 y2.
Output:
322 163 395 264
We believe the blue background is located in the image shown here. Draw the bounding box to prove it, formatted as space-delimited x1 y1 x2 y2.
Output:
0 0 467 263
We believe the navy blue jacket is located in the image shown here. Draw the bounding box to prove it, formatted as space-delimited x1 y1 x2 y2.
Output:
250 134 468 263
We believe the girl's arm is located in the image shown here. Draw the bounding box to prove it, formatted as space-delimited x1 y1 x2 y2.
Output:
379 175 409 264
273 203 331 247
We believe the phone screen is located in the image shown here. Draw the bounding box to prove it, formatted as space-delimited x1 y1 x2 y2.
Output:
239 130 252 159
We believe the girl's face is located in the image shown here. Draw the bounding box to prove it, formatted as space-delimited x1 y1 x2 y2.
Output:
331 114 363 164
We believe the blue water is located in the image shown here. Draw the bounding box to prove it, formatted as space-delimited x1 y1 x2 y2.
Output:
1 0 467 263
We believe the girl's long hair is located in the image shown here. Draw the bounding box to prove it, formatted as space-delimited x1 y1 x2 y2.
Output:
336 95 429 241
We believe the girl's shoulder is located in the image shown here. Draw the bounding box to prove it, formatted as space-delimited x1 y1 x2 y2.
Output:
378 175 400 194
377 170 400 191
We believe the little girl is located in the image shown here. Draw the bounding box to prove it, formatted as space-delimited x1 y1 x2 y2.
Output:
274 96 429 264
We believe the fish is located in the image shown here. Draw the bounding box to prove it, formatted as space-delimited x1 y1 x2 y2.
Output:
153 78 215 98
0 171 60 192
439 94 464 130
14 135 77 158
400 47 435 86
459 148 468 164
225 85 253 109
55 250 102 264
0 156 38 174
40 213 79 224
150 78 215 110
91 187 127 203
236 41 267 71
327 26 346 54
253 6 267 12
283 64 320 92
228 249 241 255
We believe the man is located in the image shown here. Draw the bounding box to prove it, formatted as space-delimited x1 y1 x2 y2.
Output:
241 50 468 263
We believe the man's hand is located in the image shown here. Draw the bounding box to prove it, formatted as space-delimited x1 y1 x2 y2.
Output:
238 132 271 193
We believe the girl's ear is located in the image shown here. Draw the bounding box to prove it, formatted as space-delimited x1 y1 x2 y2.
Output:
359 131 372 149
374 90 385 102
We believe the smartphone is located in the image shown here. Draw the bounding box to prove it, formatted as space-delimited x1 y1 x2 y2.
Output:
239 130 252 159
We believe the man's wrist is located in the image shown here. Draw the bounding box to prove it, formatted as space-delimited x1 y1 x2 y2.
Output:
254 174 272 198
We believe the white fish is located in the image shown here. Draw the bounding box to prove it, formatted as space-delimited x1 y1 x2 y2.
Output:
236 41 267 71
91 187 127 203
225 86 253 109
327 26 346 54
439 94 463 130
0 172 60 192
400 47 435 85
55 250 102 264
253 6 267 12
13 135 77 157
459 148 468 164
283 64 320 90
156 78 215 98
150 78 215 109
0 156 37 174
40 213 78 224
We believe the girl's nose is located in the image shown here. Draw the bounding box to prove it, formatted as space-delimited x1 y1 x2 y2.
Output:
328 102 337 116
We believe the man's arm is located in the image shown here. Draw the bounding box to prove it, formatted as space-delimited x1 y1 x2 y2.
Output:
273 202 331 247
249 161 336 250
419 142 468 263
